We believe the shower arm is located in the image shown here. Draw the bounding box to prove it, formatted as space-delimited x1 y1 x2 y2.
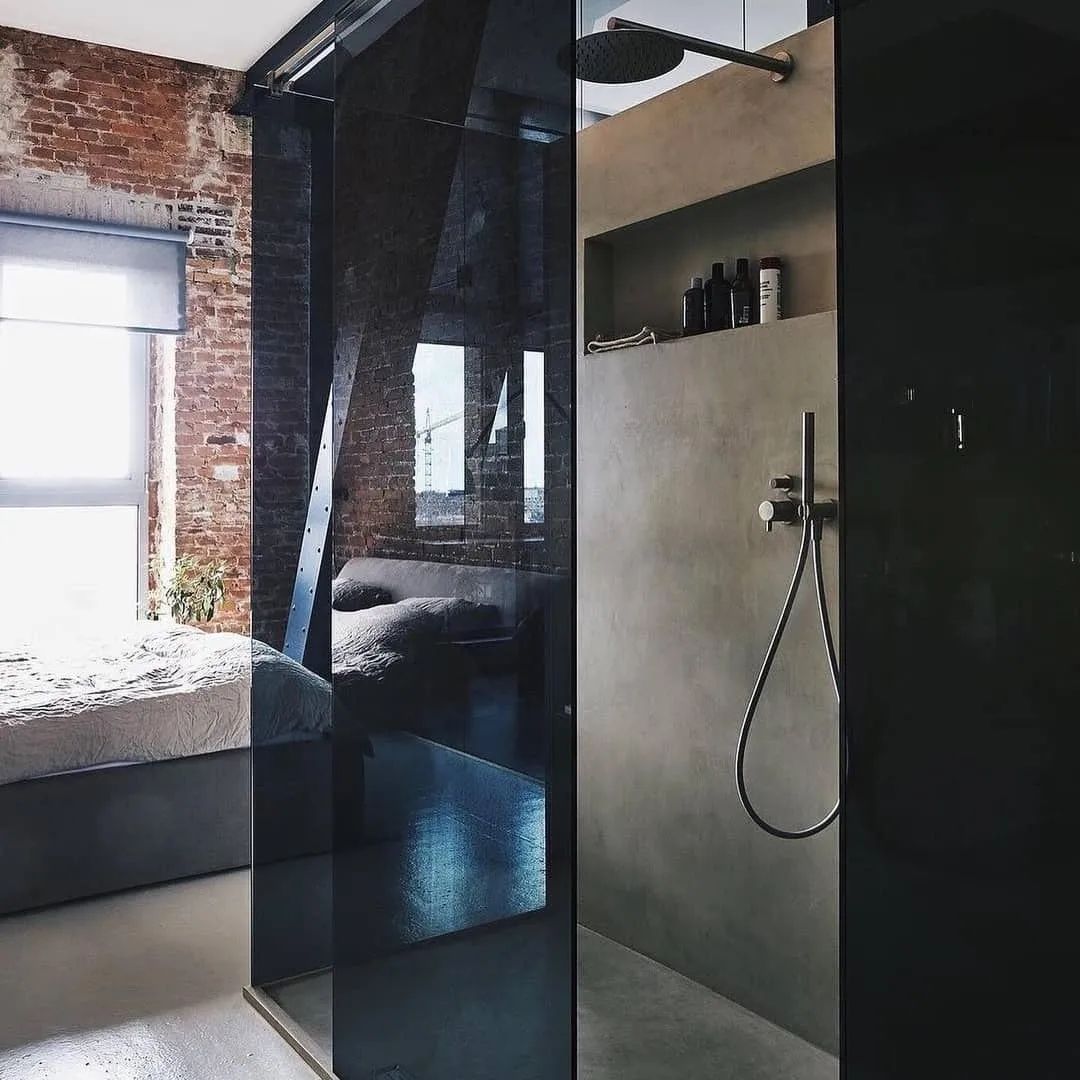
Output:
606 17 795 81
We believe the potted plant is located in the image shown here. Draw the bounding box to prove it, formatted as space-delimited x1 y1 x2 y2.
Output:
162 555 229 625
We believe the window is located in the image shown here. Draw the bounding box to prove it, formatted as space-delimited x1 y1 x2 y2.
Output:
524 350 545 524
0 317 147 641
414 343 466 526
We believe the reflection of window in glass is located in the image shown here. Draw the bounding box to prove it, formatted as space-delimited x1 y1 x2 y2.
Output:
414 343 465 526
490 373 509 449
524 351 545 524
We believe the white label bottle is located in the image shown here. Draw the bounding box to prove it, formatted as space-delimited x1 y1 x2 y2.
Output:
759 257 783 323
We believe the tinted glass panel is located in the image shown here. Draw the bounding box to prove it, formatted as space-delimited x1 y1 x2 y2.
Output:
330 0 575 1076
249 86 335 1059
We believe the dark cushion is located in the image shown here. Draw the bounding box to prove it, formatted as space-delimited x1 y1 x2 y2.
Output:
332 578 393 612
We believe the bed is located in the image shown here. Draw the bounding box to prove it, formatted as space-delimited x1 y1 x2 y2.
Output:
0 565 564 918
0 623 331 916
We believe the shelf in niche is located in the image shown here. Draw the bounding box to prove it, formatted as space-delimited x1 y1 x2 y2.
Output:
582 310 837 363
583 163 838 347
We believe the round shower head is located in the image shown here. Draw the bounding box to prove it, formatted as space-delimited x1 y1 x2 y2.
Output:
560 29 685 84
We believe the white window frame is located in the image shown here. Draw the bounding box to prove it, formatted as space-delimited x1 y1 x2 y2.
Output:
0 330 150 618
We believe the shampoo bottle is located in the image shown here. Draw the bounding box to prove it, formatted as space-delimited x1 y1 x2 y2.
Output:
731 259 754 328
683 276 705 336
759 257 783 323
704 262 732 332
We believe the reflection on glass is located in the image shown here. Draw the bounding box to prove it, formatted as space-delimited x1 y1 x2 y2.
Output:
328 0 575 1074
525 350 545 524
413 343 465 526
491 371 509 446
250 0 573 1072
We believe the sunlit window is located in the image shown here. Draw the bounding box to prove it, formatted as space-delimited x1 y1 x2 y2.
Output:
0 321 134 480
1 261 129 328
0 266 147 643
0 507 139 640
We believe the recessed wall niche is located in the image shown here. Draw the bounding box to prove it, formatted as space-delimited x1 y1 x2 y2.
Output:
584 162 837 345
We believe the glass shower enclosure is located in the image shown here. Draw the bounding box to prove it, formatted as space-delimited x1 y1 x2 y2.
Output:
248 0 576 1077
244 2 1080 1077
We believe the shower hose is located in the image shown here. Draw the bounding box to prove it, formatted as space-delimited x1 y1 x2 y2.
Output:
734 510 842 840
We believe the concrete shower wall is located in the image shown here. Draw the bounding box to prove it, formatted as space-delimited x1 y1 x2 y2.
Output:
577 312 839 1052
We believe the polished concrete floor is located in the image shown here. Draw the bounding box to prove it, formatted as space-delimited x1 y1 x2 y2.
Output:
0 871 314 1080
578 928 838 1080
271 928 838 1080
0 871 838 1080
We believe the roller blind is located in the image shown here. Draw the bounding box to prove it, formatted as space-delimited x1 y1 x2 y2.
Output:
0 212 189 334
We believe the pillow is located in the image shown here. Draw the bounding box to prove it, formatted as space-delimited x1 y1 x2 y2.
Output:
332 578 393 612
401 597 501 637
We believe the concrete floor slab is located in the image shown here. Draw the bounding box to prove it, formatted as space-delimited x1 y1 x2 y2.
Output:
0 872 315 1080
0 874 839 1080
578 927 839 1080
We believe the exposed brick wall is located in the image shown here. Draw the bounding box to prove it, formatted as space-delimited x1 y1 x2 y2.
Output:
0 27 252 631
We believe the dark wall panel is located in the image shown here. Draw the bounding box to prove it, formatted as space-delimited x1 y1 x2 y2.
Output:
837 3 1080 1076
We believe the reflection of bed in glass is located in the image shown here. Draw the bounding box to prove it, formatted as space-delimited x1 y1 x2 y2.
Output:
260 555 568 1063
248 0 575 1073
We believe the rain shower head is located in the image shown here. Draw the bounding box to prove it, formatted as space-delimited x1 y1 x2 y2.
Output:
560 17 794 85
566 28 685 84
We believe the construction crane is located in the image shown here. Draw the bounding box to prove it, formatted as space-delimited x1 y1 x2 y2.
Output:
418 407 465 491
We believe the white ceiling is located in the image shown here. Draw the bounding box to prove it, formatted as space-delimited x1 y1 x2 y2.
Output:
0 0 319 71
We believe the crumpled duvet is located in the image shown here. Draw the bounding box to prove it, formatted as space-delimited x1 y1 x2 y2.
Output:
0 597 498 786
0 623 329 787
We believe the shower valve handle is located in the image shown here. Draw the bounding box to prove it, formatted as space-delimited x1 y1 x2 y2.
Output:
759 498 800 533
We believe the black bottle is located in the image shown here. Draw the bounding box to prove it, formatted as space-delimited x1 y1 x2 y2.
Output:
704 262 732 332
683 276 705 336
731 258 755 328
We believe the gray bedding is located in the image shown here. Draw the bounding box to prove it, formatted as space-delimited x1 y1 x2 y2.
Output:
332 597 498 725
332 596 498 677
0 624 329 787
0 597 495 787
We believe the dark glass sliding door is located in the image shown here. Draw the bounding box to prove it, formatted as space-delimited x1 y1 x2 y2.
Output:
837 2 1080 1076
329 1 575 1077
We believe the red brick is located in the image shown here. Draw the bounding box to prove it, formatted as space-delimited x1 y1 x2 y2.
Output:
0 26 253 633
